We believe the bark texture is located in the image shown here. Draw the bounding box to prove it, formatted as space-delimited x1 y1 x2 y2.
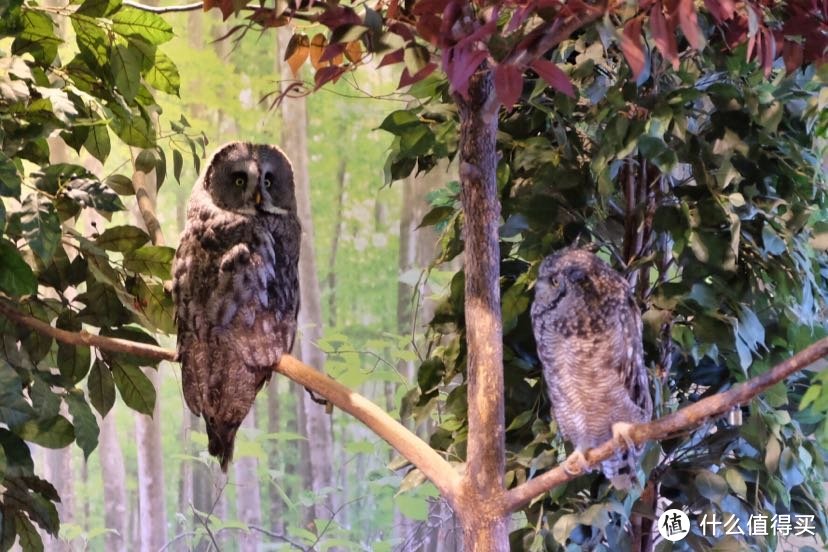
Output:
453 69 510 550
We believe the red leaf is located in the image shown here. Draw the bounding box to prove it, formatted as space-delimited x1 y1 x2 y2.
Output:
760 27 775 77
530 59 574 98
650 2 678 69
703 0 736 22
378 49 404 68
493 63 523 107
318 6 361 29
620 16 646 80
782 39 804 74
678 0 704 49
314 66 348 90
399 62 438 88
416 14 442 45
388 22 415 42
444 45 488 98
320 42 346 63
412 0 452 15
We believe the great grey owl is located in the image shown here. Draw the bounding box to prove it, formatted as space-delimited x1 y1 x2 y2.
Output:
172 142 300 471
530 249 652 489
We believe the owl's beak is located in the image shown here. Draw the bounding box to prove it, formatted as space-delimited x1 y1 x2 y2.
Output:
254 191 262 206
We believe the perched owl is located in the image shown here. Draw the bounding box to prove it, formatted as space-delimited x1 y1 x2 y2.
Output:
530 249 652 489
172 142 300 471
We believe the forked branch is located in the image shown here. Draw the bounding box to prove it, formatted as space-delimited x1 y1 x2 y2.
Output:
1 300 826 514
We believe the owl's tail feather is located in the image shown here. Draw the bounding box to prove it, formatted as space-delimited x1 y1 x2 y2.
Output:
205 418 239 473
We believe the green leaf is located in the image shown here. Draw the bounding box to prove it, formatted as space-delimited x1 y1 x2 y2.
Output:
14 512 43 552
111 7 173 45
87 359 115 417
144 48 180 95
103 174 135 196
57 341 91 385
638 136 677 172
95 225 150 252
19 194 60 264
75 0 122 17
695 470 728 503
11 10 60 64
110 43 141 103
379 110 420 134
84 122 111 163
395 493 428 521
172 149 184 183
65 390 99 459
17 415 74 448
61 178 125 213
110 359 155 415
724 468 747 498
0 240 36 296
110 109 154 148
123 245 175 278
779 447 805 487
0 152 22 197
0 362 36 428
0 429 34 477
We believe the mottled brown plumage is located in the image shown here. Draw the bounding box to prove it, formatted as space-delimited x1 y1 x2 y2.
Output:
530 249 652 489
172 142 300 471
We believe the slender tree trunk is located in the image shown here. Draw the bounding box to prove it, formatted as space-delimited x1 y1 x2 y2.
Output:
454 68 509 550
266 378 285 534
234 407 263 551
277 27 336 524
134 368 168 551
130 153 169 551
326 158 347 328
99 412 128 552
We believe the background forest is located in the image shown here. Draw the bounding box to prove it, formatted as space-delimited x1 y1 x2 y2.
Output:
0 0 827 551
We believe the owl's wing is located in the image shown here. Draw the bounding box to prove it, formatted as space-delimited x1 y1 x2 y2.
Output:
616 293 652 421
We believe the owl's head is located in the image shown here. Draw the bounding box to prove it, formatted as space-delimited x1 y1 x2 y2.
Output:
202 142 296 216
533 248 621 310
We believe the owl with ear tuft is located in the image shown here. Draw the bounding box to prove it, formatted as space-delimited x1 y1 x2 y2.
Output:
172 142 301 471
530 248 652 489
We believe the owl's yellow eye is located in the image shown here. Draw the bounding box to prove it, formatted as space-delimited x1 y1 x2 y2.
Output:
234 177 245 187
264 178 272 189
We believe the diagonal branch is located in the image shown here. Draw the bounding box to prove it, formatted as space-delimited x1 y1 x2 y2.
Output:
2 299 826 515
503 335 828 513
0 300 462 502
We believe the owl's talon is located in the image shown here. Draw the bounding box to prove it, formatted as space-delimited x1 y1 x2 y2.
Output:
562 449 590 476
612 422 637 451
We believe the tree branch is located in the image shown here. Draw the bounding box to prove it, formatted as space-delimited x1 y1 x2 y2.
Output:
503 335 828 513
0 300 461 502
2 298 826 515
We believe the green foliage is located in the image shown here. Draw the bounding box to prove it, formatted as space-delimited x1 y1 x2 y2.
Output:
386 19 828 552
0 0 207 547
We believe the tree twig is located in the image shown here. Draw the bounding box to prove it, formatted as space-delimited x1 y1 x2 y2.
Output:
2 300 826 514
247 526 308 551
122 0 204 13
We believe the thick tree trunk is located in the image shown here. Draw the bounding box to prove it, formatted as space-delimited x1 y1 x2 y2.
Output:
326 158 347 328
277 27 336 523
454 69 509 550
234 407 263 551
99 412 128 551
